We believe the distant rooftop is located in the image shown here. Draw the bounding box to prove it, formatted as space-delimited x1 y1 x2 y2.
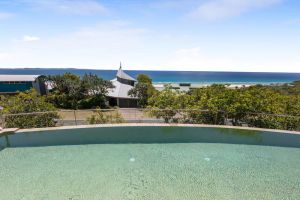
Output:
0 75 41 82
116 64 136 81
107 64 137 99
107 78 137 99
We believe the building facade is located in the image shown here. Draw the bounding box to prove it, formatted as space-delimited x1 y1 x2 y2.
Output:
0 75 47 95
107 66 138 108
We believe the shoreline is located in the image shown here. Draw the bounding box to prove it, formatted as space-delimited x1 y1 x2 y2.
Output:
153 82 287 85
153 82 287 90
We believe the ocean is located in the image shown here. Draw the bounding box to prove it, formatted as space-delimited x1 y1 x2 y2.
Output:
1 68 300 85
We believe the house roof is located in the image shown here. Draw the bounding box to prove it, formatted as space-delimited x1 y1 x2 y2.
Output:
107 78 137 99
0 75 41 82
116 68 136 81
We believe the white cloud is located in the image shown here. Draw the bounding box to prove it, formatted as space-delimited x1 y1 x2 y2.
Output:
285 18 300 25
163 46 300 73
24 0 108 15
2 21 148 69
165 47 236 71
189 0 282 21
0 12 14 20
0 53 11 60
151 0 193 9
22 35 41 42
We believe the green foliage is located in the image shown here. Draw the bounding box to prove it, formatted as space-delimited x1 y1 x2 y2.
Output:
137 74 153 84
0 89 59 128
147 85 191 122
266 81 300 95
87 109 124 124
128 74 156 108
147 83 300 130
47 73 114 109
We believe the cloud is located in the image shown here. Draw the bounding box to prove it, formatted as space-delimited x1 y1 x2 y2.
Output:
163 46 300 73
2 20 149 68
285 18 300 25
23 0 108 15
0 53 11 60
188 0 282 21
151 0 193 9
0 12 14 20
22 35 41 42
166 47 235 70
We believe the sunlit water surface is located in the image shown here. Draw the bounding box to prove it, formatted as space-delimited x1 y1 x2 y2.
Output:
0 143 299 200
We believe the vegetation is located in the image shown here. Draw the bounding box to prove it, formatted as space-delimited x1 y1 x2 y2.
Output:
87 109 124 124
147 83 300 130
1 70 300 131
0 89 59 128
147 85 188 122
128 74 156 107
47 73 114 109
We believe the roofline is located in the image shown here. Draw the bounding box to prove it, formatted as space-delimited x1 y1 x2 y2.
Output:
106 96 138 100
0 74 42 82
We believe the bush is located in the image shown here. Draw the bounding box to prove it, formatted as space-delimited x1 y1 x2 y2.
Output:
4 112 59 129
0 89 59 129
87 109 124 124
147 83 300 131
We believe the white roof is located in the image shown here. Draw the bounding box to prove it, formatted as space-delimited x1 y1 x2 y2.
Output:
116 68 136 81
107 79 137 99
0 75 40 82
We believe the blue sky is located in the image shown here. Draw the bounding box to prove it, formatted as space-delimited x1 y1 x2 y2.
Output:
0 0 300 72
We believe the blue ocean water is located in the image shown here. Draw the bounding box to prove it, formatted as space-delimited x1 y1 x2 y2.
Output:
1 68 300 84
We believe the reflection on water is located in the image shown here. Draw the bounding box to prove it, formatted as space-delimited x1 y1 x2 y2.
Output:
0 126 299 148
217 128 262 142
0 136 6 151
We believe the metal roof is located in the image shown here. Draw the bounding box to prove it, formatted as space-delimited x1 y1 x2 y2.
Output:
107 79 137 99
116 68 136 81
0 75 41 82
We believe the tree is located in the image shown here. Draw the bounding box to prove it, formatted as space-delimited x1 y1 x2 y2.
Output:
0 89 59 128
47 73 82 109
47 73 114 109
147 85 190 122
146 83 300 130
128 74 156 107
80 73 114 108
137 74 152 84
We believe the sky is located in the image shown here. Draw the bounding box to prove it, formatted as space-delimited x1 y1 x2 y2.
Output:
0 0 300 72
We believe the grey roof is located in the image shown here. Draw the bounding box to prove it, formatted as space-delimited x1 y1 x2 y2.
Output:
107 79 137 99
0 75 41 82
116 68 136 81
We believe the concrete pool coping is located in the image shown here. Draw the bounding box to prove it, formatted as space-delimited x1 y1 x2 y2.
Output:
11 123 300 135
0 128 19 136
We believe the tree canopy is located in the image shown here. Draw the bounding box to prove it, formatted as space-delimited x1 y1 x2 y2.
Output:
0 89 59 128
47 73 114 109
128 74 156 107
147 83 300 130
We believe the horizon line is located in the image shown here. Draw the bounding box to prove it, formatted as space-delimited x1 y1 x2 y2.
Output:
1 67 300 74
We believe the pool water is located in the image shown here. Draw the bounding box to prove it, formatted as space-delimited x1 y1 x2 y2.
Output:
1 143 300 200
1 126 300 199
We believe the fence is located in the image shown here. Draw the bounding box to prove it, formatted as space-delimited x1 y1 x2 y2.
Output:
1 108 300 131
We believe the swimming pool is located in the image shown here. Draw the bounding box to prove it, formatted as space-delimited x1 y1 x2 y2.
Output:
0 125 300 199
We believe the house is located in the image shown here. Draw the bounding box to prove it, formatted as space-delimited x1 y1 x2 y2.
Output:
107 65 138 108
0 75 47 95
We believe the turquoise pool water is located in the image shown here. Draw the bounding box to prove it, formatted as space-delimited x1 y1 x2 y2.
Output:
0 127 300 199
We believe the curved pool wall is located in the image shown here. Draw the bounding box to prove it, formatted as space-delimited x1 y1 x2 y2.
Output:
1 125 300 148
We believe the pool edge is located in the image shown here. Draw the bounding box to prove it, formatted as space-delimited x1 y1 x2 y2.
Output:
15 123 300 135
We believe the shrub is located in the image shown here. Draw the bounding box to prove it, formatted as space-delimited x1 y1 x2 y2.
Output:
0 89 59 129
87 109 124 124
